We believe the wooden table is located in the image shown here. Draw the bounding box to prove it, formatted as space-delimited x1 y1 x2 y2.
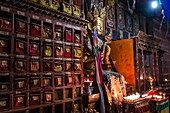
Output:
150 98 169 113
122 99 150 113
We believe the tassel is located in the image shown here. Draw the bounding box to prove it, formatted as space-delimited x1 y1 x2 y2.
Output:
159 10 165 32
127 0 136 14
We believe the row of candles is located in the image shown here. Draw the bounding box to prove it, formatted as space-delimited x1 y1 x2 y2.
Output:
124 77 167 102
123 92 166 102
84 74 168 101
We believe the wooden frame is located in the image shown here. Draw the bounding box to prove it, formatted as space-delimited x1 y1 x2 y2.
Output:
133 31 162 92
110 31 164 93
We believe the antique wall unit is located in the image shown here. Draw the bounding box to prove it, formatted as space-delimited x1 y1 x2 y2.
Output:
0 0 87 113
110 31 164 93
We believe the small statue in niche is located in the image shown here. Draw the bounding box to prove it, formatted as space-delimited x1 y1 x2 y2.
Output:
102 34 111 65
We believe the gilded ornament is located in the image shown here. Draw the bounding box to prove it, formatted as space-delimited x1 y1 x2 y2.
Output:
73 6 81 17
49 0 60 10
29 0 39 3
62 3 72 15
40 0 50 7
100 7 106 19
87 11 93 21
108 0 115 7
93 6 99 18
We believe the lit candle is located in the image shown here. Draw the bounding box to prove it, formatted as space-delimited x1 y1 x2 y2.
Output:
159 92 162 96
153 95 162 99
87 74 90 82
124 93 140 101
125 81 127 84
149 76 152 80
140 76 143 80
163 93 166 99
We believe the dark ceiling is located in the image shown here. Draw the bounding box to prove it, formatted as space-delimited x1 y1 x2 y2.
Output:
136 0 161 16
118 0 170 20
119 0 158 16
136 0 170 20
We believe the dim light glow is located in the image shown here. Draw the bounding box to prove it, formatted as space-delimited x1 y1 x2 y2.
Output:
140 76 144 80
164 78 168 81
152 1 158 8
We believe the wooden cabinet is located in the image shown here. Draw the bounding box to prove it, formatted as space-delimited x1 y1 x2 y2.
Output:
110 31 165 93
0 0 87 113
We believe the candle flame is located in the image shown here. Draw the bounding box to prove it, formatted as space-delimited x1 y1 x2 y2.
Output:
140 76 143 80
149 76 152 79
142 94 148 98
125 81 127 84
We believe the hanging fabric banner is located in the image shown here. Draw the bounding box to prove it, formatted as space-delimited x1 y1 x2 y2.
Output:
95 52 105 113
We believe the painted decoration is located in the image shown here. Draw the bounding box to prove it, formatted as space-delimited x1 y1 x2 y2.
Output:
117 6 125 30
125 12 133 32
106 6 115 29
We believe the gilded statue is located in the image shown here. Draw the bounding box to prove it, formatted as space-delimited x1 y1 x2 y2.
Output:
86 5 111 65
102 34 112 64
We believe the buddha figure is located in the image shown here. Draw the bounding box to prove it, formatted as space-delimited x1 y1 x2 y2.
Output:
86 6 112 65
93 17 104 35
87 6 105 36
